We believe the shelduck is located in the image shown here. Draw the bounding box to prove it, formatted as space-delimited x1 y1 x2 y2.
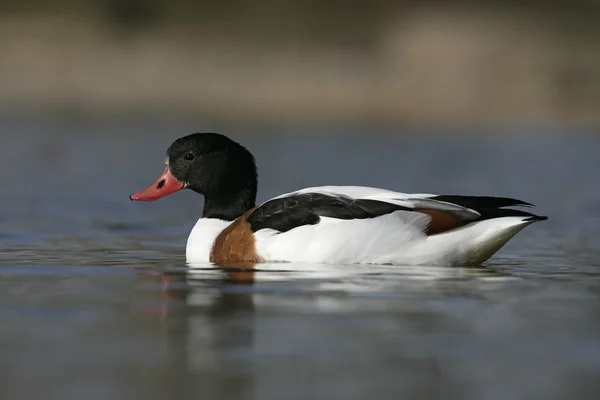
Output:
130 133 546 266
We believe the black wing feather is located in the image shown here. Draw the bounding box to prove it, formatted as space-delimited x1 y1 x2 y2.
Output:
431 195 533 209
249 206 320 233
246 193 410 233
430 195 545 221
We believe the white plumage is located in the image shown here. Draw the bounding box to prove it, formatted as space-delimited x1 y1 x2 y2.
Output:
186 186 539 267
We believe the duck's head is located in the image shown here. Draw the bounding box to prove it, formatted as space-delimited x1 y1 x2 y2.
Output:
130 133 257 220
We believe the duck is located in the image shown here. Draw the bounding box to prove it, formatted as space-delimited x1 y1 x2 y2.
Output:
130 132 547 267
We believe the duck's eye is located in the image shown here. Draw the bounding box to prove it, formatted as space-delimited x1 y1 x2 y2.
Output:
184 153 194 161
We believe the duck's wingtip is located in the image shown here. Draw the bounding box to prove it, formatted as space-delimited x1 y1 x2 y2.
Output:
523 215 548 222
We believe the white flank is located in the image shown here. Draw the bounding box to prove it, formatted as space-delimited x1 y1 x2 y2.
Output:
185 186 539 266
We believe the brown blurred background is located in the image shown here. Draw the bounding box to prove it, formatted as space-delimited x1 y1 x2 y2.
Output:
1 0 600 128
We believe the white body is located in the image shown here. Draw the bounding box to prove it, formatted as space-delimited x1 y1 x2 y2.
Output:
186 186 537 267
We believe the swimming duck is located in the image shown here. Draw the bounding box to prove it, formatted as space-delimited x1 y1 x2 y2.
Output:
130 133 546 266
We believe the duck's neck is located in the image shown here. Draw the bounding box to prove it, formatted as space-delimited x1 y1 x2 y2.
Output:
202 187 256 221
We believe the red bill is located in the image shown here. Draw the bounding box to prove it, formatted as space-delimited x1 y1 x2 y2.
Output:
130 167 185 201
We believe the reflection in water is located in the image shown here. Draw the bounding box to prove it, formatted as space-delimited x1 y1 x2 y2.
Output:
136 267 258 399
134 264 523 399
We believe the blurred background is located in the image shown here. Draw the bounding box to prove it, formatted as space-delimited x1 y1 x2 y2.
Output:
2 2 600 400
1 0 600 127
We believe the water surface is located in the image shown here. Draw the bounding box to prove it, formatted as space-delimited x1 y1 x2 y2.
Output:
1 121 599 399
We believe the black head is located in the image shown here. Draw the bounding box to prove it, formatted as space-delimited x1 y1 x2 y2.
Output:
130 133 258 220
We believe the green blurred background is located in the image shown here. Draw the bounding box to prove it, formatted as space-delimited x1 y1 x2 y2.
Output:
2 0 599 128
